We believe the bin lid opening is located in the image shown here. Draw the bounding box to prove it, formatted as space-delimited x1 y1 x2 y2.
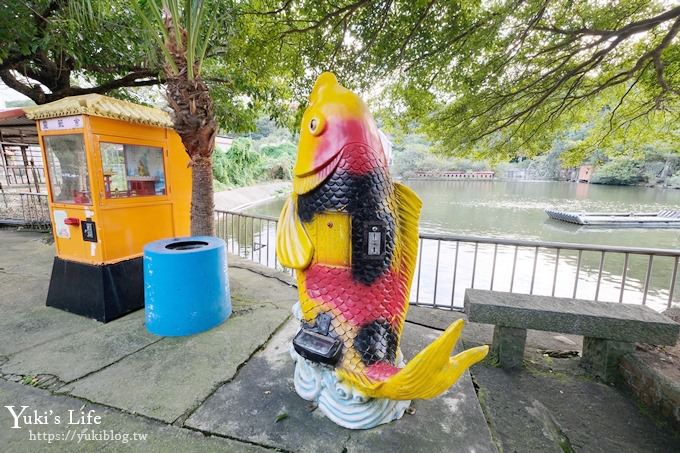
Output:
165 240 209 251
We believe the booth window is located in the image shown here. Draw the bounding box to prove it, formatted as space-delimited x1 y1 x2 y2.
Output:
100 143 166 198
44 134 91 204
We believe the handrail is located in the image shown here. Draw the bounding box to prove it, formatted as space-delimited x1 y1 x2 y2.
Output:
418 232 680 257
214 209 680 312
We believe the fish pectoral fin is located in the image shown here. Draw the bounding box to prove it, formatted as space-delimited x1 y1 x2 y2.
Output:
339 320 489 400
275 195 314 269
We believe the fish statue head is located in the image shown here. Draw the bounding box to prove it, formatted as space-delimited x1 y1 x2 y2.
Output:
293 72 383 194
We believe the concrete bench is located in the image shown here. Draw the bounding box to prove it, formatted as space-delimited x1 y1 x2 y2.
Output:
464 289 680 381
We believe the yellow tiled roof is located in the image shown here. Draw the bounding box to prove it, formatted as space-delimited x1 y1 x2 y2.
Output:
25 94 173 128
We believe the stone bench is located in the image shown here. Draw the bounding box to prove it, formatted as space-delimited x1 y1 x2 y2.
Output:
464 289 680 381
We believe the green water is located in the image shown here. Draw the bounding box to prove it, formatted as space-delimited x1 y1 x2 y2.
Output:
240 180 680 311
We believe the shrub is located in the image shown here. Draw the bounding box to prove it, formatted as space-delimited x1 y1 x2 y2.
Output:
212 138 265 187
591 160 644 186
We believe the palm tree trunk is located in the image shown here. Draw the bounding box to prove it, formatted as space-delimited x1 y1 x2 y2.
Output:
190 156 214 236
163 15 217 236
166 75 217 236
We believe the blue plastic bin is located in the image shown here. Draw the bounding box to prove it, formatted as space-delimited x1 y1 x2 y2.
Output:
144 236 231 336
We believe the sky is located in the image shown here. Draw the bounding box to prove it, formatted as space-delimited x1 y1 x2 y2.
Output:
0 81 30 108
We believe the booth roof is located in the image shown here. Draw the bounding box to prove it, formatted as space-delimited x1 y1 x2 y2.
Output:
24 94 173 128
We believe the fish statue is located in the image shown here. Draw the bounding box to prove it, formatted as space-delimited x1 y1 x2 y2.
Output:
277 72 488 401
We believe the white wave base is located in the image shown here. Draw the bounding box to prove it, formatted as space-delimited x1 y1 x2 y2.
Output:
290 303 411 430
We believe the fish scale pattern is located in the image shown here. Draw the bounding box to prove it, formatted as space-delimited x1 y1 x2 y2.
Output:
302 265 407 375
297 143 408 376
297 143 396 285
354 320 398 366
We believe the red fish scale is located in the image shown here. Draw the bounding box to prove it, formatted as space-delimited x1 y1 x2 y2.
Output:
364 362 400 381
339 142 387 176
305 265 407 328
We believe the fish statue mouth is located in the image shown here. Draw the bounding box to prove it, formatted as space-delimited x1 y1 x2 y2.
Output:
293 146 345 195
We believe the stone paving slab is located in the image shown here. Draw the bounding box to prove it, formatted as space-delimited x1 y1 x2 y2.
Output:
65 271 294 422
0 305 101 357
0 273 50 303
472 361 680 452
1 310 158 383
0 231 98 357
186 319 497 453
0 231 53 277
0 379 269 452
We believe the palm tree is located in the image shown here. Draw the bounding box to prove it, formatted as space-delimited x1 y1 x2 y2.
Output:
138 0 217 236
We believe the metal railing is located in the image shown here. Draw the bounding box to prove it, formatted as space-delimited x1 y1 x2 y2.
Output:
215 210 680 313
0 192 51 230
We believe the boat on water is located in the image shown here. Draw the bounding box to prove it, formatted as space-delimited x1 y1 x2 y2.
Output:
545 209 680 228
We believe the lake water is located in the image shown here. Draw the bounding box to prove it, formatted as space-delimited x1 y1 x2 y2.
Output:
239 180 680 312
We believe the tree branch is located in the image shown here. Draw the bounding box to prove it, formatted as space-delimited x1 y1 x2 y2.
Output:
279 0 372 36
1 68 161 104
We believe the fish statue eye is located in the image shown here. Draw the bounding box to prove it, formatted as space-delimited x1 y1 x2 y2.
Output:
308 117 325 136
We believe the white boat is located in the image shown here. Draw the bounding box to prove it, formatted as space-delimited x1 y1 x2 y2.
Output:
545 209 680 227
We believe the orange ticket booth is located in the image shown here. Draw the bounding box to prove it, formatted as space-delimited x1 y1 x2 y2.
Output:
26 95 191 321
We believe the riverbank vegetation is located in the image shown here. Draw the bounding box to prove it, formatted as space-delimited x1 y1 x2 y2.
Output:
390 134 492 178
212 118 296 190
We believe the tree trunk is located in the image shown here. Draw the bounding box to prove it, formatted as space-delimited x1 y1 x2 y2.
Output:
162 11 218 237
190 156 215 236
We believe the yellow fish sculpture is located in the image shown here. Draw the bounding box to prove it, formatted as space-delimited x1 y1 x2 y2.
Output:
277 72 488 401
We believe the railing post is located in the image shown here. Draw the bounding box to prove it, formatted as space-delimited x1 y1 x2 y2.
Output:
530 247 539 295
510 245 518 293
471 242 479 289
573 250 582 299
594 251 605 301
432 240 441 307
450 241 459 308
490 244 498 291
669 257 678 309
415 238 424 304
551 248 560 297
619 253 629 304
642 255 654 306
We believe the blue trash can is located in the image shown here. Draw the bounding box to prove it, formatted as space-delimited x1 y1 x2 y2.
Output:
144 236 231 336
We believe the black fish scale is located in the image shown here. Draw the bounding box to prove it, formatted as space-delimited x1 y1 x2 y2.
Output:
354 319 398 366
297 164 396 285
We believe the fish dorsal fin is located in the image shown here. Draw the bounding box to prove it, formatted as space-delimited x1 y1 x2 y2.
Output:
276 195 314 270
394 182 422 284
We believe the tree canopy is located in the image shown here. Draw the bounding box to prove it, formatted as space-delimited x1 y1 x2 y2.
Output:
1 1 678 163
1 0 159 104
252 0 679 160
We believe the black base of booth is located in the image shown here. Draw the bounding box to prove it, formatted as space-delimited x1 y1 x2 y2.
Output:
46 257 144 323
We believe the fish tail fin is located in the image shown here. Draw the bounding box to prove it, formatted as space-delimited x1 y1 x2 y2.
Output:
338 320 488 400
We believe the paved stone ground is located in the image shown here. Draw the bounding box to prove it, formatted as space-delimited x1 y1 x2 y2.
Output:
186 320 496 453
0 229 678 452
